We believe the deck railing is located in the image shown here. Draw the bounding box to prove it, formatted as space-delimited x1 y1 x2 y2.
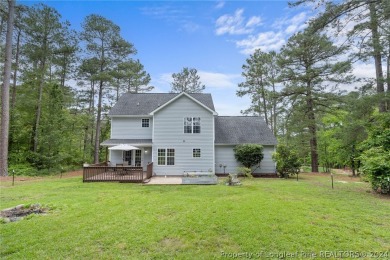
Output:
146 162 153 179
83 166 144 183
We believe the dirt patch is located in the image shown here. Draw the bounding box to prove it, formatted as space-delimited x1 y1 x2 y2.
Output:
159 237 185 251
1 204 48 223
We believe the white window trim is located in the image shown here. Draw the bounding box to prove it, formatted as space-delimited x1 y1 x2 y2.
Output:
141 118 150 128
192 148 201 158
183 117 201 134
157 148 175 166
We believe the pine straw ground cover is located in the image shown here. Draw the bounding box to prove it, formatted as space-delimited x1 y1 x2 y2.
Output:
0 173 389 259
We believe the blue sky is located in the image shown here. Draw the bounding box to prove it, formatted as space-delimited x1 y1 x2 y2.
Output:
22 1 373 115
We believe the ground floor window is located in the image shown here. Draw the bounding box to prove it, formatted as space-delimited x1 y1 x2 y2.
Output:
124 150 132 163
193 148 201 158
167 149 175 165
158 148 175 165
135 150 142 166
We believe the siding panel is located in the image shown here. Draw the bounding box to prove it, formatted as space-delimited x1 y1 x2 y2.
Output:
153 95 214 176
215 145 276 174
111 117 153 139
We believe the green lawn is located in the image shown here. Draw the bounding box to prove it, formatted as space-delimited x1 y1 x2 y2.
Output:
1 174 389 259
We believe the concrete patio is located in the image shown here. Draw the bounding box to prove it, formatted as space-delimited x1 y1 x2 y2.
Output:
144 176 183 185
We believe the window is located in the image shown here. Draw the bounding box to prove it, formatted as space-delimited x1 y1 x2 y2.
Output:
142 118 150 127
184 117 201 133
158 149 165 165
184 117 192 133
193 148 201 158
124 150 132 164
158 148 175 166
135 150 142 166
167 149 175 165
193 117 201 133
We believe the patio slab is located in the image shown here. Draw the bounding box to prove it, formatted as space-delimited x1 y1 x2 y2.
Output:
145 177 183 185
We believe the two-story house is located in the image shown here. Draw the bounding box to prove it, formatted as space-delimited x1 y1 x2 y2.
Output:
101 92 277 176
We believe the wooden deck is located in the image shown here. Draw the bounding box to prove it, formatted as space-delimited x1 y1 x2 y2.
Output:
83 163 153 183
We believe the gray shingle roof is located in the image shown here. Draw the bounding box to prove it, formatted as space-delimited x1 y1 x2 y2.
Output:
101 139 152 146
215 116 277 145
109 93 215 116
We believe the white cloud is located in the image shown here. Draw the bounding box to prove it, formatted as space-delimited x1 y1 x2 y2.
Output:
215 9 262 35
214 10 311 55
215 1 225 9
246 16 262 27
273 12 308 35
198 71 241 89
232 11 311 55
236 31 286 54
353 63 376 80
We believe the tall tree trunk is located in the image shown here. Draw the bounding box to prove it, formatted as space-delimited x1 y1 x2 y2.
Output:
60 53 67 88
306 84 319 173
258 78 269 126
31 60 46 153
272 81 277 136
11 29 20 109
0 0 15 177
93 80 103 164
369 2 386 112
387 39 390 110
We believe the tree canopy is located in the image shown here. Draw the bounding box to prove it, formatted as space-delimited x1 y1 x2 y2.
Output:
170 67 205 93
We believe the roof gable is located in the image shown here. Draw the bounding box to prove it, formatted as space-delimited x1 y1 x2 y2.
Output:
215 116 277 145
149 92 217 115
109 93 216 116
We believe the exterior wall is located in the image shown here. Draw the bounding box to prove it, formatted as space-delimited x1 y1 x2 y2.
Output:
152 95 214 176
109 147 152 171
111 117 153 139
143 147 152 170
109 150 123 165
215 145 276 174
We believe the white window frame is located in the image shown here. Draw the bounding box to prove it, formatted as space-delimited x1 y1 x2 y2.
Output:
184 117 201 134
157 148 175 166
142 118 150 128
167 149 175 166
192 148 201 158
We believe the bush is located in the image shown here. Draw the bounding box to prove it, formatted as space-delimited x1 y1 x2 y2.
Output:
359 114 390 194
272 145 302 178
8 164 39 176
236 167 252 178
361 147 390 194
234 144 264 172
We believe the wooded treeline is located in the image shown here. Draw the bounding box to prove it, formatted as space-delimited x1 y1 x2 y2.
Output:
0 0 389 191
0 2 153 175
238 0 389 192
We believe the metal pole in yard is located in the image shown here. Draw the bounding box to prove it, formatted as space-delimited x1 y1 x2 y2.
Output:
12 170 15 186
331 173 334 189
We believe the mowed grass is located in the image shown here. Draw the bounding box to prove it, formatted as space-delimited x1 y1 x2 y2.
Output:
1 174 389 259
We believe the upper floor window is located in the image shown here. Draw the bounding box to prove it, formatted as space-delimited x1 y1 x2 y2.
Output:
184 117 201 134
142 118 150 127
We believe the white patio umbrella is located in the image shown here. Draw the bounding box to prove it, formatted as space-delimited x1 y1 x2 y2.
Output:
108 144 139 151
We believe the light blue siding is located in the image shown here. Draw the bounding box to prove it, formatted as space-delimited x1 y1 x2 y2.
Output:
215 145 276 174
111 117 152 139
152 95 214 176
109 147 152 171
